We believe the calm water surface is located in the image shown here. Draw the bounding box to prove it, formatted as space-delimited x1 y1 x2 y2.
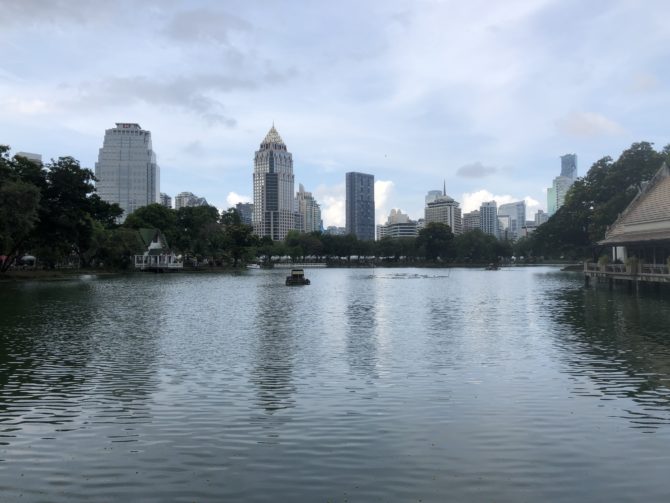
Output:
1 267 670 502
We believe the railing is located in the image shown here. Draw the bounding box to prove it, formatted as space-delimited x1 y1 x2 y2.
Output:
134 255 183 270
585 262 670 277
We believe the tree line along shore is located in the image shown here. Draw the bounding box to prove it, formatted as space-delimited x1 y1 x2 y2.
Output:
2 142 668 276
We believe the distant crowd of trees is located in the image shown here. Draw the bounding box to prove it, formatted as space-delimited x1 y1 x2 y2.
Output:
1 141 668 273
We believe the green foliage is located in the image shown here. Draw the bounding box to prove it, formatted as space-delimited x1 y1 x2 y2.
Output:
529 142 667 259
416 222 454 261
451 229 504 263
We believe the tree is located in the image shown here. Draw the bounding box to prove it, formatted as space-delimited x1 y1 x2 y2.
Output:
416 222 454 261
221 208 258 267
124 203 177 243
529 142 666 259
0 180 41 271
34 156 99 266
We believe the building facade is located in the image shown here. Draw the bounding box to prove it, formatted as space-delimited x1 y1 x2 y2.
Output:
346 172 375 240
548 176 574 216
560 153 578 179
480 201 499 237
95 123 160 219
425 195 462 234
462 210 481 232
235 202 254 226
534 209 549 226
547 154 578 216
174 191 208 209
498 201 526 239
296 183 322 233
378 209 417 239
160 192 172 209
253 125 297 241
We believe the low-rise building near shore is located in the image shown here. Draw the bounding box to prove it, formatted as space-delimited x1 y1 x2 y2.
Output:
585 163 670 287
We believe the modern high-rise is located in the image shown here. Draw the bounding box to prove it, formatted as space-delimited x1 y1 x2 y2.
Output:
174 191 208 209
480 201 499 237
547 176 574 216
535 209 549 226
235 202 254 226
95 123 159 220
425 193 462 234
498 201 526 239
160 192 172 209
560 153 578 179
296 183 322 233
378 209 418 239
425 190 443 205
346 172 375 240
462 210 480 232
547 153 578 216
253 125 297 241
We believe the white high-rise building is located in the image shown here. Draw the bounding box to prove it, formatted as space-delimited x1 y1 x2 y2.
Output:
480 201 499 237
425 187 462 234
296 183 322 233
498 201 526 239
378 209 417 239
253 125 297 241
95 123 159 220
547 154 578 216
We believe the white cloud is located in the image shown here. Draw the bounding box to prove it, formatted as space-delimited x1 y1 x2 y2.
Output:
374 180 394 224
2 97 51 115
555 112 625 138
226 191 251 207
314 183 345 228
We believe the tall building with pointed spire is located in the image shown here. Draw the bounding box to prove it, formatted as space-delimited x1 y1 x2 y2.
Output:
253 125 296 240
95 123 159 220
424 183 462 234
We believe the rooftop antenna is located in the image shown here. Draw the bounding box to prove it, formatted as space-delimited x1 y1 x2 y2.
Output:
443 179 446 196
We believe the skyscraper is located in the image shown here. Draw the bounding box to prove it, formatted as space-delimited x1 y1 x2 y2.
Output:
547 153 578 216
346 172 375 240
296 184 322 233
160 192 172 209
480 201 499 237
174 191 208 209
235 202 254 226
560 153 578 179
462 210 481 232
253 125 296 241
498 201 526 239
95 123 159 220
425 194 462 234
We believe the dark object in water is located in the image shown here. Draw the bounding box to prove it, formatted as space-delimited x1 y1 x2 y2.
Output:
286 268 311 285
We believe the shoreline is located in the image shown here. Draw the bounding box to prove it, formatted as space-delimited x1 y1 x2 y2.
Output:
0 262 581 281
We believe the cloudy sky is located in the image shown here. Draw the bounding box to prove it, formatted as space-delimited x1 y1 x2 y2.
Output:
1 0 668 226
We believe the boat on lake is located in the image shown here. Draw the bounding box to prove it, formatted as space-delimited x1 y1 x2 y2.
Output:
485 263 499 270
286 268 310 285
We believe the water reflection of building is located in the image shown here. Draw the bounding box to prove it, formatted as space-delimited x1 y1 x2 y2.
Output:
250 282 297 417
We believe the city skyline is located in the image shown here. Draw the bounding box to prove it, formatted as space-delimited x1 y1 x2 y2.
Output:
2 1 669 226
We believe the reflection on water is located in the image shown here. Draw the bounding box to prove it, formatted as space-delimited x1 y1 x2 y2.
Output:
549 286 670 429
1 268 670 502
250 278 297 417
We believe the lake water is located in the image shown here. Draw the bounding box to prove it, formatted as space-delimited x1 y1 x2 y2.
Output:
1 267 670 502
